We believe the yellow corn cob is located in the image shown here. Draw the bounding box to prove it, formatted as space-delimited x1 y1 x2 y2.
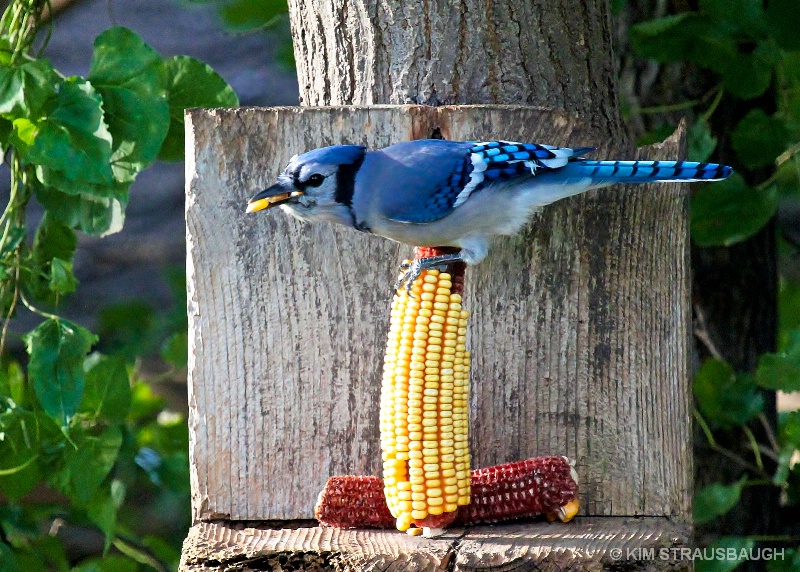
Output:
380 267 471 532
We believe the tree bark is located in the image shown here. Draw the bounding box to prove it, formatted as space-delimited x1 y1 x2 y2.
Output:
288 0 623 141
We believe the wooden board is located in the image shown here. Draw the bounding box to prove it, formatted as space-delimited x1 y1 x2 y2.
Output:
185 105 691 521
179 518 691 572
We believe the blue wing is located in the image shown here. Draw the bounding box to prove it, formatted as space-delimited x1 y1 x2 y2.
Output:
395 141 593 223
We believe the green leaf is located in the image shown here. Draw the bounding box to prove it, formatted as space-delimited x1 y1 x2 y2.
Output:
29 215 79 300
88 27 169 183
774 445 795 486
757 332 800 392
0 226 26 260
699 0 766 36
35 184 128 237
630 12 774 100
0 362 26 405
25 318 97 425
694 475 747 524
0 59 58 118
159 55 238 161
33 213 77 263
15 536 68 572
689 120 718 162
129 381 166 421
82 353 131 423
49 258 78 296
76 193 127 236
694 358 764 429
7 363 24 406
160 331 187 369
780 410 800 449
732 109 791 169
67 425 122 502
0 543 20 572
773 156 800 201
757 355 800 392
275 40 296 71
85 479 126 552
219 0 288 31
696 537 756 572
142 535 182 571
71 555 137 572
0 116 11 152
0 409 41 500
12 117 36 146
767 548 800 572
767 0 800 50
630 13 737 68
34 164 124 200
786 467 800 506
719 41 778 100
691 174 777 247
23 77 114 191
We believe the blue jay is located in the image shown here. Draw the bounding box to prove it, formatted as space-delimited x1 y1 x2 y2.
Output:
246 140 731 289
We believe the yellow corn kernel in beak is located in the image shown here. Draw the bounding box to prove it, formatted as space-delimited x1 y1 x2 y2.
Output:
245 191 304 213
245 197 272 213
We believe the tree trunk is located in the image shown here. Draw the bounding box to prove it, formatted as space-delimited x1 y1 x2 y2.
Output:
288 0 623 140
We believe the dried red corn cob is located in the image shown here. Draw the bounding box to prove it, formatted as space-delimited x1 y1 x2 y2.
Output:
463 456 579 524
315 456 579 531
313 475 394 528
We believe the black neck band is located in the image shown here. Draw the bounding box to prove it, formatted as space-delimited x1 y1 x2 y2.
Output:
336 151 369 232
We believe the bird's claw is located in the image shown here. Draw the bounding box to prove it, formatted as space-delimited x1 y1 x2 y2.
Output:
393 260 426 295
392 254 464 295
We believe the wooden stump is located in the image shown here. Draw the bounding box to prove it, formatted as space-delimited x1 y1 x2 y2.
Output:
180 519 691 571
183 104 691 570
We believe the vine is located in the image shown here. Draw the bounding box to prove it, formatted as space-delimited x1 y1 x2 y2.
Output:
0 0 237 569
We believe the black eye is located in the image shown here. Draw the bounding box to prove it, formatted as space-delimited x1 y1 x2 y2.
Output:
306 174 325 187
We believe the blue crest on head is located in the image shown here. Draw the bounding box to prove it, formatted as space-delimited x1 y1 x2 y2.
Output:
291 145 367 169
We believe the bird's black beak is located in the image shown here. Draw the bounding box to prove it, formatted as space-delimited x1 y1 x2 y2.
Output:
245 184 303 213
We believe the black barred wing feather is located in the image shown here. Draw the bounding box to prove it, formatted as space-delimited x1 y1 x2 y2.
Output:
401 141 592 223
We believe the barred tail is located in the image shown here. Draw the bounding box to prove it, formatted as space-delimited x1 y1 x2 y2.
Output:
575 160 732 183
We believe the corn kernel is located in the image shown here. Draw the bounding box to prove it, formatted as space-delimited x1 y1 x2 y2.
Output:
381 268 471 532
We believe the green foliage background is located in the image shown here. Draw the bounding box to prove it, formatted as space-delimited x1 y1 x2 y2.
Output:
624 0 800 569
0 1 238 570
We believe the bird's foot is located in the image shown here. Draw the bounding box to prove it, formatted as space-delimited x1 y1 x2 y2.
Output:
393 253 464 295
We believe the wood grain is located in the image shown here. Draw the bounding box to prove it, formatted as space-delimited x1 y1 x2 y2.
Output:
180 518 691 572
186 105 691 522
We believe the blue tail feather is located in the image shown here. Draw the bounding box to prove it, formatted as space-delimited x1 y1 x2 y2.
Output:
573 160 732 183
